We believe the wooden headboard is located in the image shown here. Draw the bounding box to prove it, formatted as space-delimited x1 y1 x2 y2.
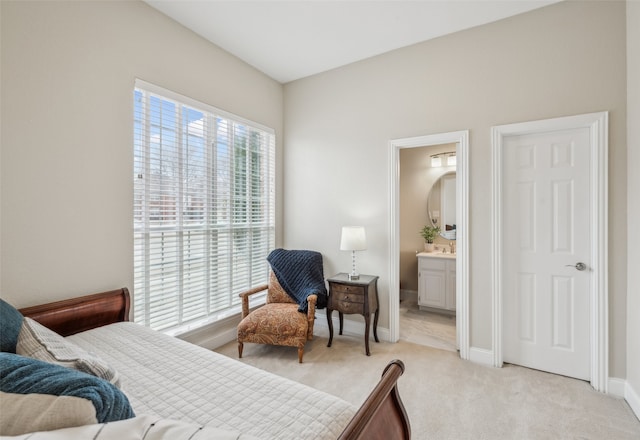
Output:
19 288 130 337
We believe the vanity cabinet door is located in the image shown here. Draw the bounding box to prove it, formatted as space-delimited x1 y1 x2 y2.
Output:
417 256 456 311
418 266 447 309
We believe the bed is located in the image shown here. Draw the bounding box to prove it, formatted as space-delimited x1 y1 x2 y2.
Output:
7 287 410 439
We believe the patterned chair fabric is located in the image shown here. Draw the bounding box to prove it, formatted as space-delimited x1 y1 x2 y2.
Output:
237 272 317 363
266 272 296 304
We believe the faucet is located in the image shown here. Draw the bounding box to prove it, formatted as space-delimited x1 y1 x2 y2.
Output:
450 242 456 254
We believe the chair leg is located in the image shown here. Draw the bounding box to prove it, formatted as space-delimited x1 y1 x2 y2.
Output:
238 342 244 358
297 347 304 363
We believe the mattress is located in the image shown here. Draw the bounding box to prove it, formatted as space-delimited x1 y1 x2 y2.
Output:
68 323 356 440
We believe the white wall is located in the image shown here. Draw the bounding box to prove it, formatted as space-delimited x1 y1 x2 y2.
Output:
283 1 628 377
626 0 640 416
0 1 283 307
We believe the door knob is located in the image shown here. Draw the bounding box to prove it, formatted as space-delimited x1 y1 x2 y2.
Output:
565 262 587 271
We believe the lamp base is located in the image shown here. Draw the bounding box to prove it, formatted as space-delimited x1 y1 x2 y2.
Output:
348 273 360 280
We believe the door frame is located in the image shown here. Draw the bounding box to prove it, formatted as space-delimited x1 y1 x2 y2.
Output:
491 112 608 391
389 130 470 360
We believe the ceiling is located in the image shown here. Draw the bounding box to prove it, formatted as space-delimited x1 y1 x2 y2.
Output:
145 0 559 84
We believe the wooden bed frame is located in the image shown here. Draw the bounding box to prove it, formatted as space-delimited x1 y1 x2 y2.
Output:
19 288 411 440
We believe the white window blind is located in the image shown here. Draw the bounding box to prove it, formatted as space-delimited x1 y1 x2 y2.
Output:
133 80 275 333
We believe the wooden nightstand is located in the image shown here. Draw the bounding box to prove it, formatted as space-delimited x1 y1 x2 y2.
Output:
326 273 379 356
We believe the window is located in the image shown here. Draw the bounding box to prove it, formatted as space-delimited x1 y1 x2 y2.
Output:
133 80 275 333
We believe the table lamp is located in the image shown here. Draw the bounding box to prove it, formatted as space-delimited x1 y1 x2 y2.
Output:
340 226 367 280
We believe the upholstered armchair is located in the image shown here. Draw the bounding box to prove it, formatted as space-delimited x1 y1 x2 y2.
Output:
237 272 318 363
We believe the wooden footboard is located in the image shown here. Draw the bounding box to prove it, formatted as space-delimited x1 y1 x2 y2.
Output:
20 287 410 439
338 359 410 440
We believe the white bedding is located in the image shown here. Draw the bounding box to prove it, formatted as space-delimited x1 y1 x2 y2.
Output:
2 414 260 440
67 323 356 440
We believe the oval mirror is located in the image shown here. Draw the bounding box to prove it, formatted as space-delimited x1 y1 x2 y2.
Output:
427 171 457 240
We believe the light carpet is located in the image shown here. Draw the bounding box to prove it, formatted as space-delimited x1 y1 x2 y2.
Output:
215 328 640 439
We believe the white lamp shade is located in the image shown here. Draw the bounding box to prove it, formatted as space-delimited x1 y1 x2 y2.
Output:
447 154 457 166
340 226 367 251
431 156 442 167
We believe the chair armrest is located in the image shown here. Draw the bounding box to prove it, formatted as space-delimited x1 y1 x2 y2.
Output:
306 294 318 315
238 284 269 318
306 294 318 340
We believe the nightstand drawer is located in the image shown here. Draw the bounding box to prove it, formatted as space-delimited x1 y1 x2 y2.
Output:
333 290 364 304
334 300 364 314
331 283 364 295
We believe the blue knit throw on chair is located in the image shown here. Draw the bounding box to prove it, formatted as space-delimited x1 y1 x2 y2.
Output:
267 249 328 312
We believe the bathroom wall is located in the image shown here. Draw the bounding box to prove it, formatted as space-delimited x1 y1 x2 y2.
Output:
399 143 456 292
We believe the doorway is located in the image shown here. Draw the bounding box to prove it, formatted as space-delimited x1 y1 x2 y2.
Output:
398 144 457 351
491 112 608 391
389 130 469 360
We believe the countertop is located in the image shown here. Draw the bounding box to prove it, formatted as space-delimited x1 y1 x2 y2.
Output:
417 251 456 259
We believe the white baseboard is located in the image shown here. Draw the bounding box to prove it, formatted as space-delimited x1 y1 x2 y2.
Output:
468 346 494 367
195 327 238 350
626 380 640 421
177 320 238 350
184 310 392 351
609 378 640 420
608 377 626 398
178 302 397 351
314 311 390 342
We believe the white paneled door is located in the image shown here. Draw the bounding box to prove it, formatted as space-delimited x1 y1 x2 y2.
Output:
502 127 591 380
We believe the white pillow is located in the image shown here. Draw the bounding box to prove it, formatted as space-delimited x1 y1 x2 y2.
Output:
0 391 97 436
16 317 121 388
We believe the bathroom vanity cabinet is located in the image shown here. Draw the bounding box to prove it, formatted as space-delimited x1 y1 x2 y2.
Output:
417 252 456 311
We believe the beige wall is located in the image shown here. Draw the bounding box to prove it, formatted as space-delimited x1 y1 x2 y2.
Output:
399 143 456 292
283 1 628 376
0 1 283 307
1 0 633 385
626 0 640 408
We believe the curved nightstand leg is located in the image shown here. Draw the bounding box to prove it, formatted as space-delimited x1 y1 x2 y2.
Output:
338 311 344 335
327 308 334 347
364 314 371 356
373 308 380 343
